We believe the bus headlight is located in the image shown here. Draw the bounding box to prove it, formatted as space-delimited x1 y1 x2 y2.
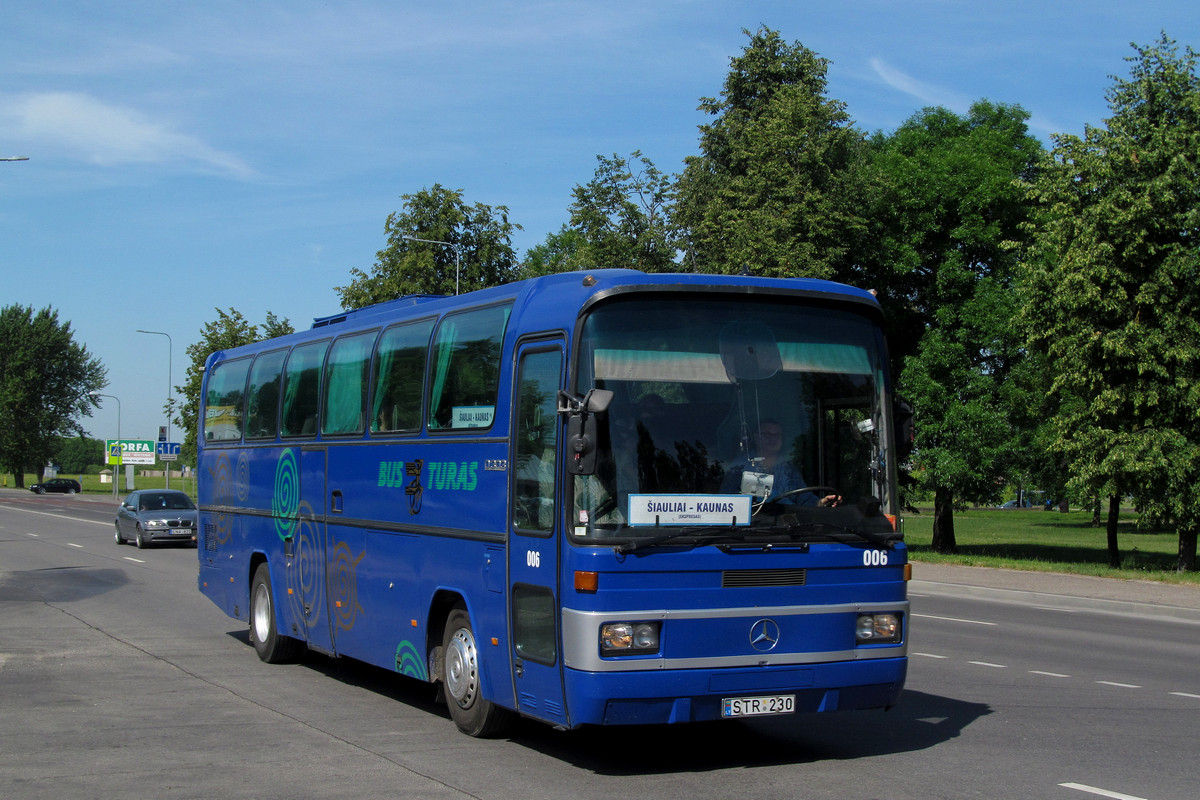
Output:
856 613 901 644
600 622 661 655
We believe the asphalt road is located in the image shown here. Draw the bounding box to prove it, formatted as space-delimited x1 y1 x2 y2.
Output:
2 489 1198 800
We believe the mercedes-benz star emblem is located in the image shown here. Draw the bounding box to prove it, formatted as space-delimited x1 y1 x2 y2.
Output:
749 618 781 652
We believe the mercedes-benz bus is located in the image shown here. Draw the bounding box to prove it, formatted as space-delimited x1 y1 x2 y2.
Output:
197 269 910 736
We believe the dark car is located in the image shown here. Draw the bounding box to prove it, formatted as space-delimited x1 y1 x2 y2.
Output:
29 478 82 495
114 489 198 548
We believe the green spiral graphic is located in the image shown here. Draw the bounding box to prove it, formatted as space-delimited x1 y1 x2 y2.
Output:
395 640 427 680
273 448 299 541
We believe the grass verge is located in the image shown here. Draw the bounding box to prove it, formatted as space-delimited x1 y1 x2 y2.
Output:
903 507 1200 585
3 472 197 499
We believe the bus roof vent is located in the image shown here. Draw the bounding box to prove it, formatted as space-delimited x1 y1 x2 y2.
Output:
310 294 446 329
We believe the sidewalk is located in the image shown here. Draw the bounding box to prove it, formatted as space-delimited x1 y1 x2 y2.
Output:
911 560 1200 621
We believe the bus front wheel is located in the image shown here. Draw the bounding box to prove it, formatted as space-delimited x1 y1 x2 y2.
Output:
250 564 302 664
442 608 512 737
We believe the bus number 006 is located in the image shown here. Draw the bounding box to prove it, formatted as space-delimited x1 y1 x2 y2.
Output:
526 550 541 568
863 549 888 566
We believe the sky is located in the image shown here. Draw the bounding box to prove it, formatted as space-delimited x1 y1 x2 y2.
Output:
3 0 1198 447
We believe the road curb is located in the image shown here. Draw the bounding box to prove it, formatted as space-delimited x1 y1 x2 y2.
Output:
910 579 1200 624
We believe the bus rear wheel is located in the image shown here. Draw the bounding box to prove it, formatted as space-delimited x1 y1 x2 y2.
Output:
250 563 302 664
442 608 513 737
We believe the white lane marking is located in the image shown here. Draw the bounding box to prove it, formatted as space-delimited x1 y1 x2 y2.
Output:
1096 681 1141 689
913 613 997 626
1059 782 1149 800
1170 691 1200 699
1 505 110 526
67 543 84 548
1030 670 1071 678
123 557 146 564
912 652 948 659
969 661 1007 668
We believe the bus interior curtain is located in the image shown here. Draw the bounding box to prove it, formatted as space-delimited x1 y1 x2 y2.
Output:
429 319 458 427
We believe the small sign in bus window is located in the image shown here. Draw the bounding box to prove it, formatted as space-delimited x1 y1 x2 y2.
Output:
628 494 752 526
451 406 495 428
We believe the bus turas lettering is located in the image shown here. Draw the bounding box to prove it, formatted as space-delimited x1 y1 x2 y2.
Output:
379 461 478 492
427 461 478 491
378 461 409 488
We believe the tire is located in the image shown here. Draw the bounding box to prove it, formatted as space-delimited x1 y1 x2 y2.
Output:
36 487 45 495
114 525 124 545
249 564 302 664
67 488 77 495
442 607 513 737
135 527 147 549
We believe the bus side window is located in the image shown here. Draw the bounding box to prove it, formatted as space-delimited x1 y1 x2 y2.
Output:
204 357 253 442
371 319 433 434
428 304 512 431
245 349 287 440
513 348 561 532
281 340 329 437
322 331 376 436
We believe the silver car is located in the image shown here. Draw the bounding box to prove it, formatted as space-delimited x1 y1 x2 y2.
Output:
114 490 198 548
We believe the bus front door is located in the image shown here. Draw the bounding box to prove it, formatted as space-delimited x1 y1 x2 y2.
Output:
507 342 568 726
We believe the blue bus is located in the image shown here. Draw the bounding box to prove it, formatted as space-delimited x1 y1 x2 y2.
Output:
197 269 910 736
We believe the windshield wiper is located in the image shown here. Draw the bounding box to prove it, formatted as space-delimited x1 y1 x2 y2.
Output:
613 527 740 555
769 520 899 548
612 519 899 554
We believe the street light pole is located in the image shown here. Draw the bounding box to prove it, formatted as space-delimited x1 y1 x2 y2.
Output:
136 330 173 489
89 391 121 501
403 236 461 295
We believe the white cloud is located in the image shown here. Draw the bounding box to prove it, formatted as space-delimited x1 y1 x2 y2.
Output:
869 58 970 113
0 91 255 178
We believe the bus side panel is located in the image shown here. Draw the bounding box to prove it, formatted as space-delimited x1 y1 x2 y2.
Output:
198 445 309 640
318 525 513 705
198 447 254 622
320 439 511 677
201 440 518 712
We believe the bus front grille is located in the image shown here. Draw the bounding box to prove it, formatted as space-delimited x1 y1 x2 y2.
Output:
722 568 807 588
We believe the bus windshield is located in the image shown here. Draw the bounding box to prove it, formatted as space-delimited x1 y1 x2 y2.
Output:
571 296 897 544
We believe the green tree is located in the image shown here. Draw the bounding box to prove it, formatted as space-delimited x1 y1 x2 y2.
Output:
175 309 293 466
867 102 1043 552
0 305 106 486
338 184 521 308
520 225 585 278
675 27 867 278
1022 34 1200 570
567 151 678 271
53 435 105 474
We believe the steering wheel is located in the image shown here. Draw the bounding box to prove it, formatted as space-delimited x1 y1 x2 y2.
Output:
753 485 841 514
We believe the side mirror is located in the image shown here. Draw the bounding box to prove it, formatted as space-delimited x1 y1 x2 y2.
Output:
559 389 613 475
566 414 598 475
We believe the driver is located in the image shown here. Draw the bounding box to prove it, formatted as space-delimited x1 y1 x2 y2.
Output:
722 419 838 507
